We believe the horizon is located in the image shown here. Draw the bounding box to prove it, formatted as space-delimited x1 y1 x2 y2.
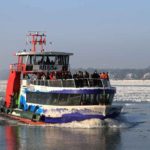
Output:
1 66 150 71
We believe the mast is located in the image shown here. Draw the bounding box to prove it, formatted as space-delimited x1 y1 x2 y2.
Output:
27 31 46 52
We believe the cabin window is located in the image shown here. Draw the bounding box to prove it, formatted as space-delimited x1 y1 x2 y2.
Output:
22 56 27 64
24 55 70 66
31 56 36 65
49 56 55 65
32 55 58 65
26 56 36 65
58 56 63 65
35 56 43 64
65 56 69 65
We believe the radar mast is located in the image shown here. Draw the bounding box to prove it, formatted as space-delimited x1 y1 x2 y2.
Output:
27 31 46 52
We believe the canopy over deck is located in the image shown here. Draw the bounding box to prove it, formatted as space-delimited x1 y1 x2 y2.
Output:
16 51 73 56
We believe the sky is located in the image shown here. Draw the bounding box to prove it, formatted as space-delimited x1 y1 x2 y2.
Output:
0 0 150 69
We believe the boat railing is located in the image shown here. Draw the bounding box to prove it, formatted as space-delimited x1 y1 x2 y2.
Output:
29 78 110 88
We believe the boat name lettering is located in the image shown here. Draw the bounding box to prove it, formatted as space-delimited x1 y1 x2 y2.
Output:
39 65 57 70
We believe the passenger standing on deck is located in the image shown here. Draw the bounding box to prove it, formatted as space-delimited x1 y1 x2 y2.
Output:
68 71 72 79
78 71 83 78
84 71 89 78
100 72 105 79
105 72 109 80
73 72 78 78
92 70 99 78
100 72 109 80
49 72 54 80
99 73 102 78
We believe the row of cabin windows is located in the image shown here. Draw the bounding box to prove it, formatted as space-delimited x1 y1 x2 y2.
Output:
21 55 69 66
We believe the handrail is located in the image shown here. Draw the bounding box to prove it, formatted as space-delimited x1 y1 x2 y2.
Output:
29 78 110 88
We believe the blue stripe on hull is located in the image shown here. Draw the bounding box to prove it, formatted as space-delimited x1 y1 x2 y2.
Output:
27 88 116 94
41 112 120 124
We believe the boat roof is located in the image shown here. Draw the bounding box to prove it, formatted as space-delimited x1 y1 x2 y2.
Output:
16 51 74 56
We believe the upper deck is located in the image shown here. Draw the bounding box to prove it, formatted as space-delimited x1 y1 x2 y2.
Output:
11 51 73 73
10 32 73 73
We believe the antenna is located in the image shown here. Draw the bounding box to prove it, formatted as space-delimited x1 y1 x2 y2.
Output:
27 31 46 52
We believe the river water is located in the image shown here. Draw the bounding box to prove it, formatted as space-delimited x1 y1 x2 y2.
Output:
0 80 150 150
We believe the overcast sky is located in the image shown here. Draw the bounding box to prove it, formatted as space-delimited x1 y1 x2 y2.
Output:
0 0 150 69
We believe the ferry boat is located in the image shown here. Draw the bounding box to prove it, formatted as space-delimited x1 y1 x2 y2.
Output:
1 32 122 125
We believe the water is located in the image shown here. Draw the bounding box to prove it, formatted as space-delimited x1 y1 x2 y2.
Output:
0 80 150 150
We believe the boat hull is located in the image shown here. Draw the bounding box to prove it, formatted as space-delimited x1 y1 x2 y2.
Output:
0 104 122 125
1 79 122 126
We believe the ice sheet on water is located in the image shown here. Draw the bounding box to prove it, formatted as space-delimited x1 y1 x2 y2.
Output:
0 80 7 92
111 80 150 102
111 80 150 86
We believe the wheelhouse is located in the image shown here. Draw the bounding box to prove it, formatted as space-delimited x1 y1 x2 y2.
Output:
10 51 73 74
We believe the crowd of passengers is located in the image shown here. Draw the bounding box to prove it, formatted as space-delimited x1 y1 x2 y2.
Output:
25 71 109 81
